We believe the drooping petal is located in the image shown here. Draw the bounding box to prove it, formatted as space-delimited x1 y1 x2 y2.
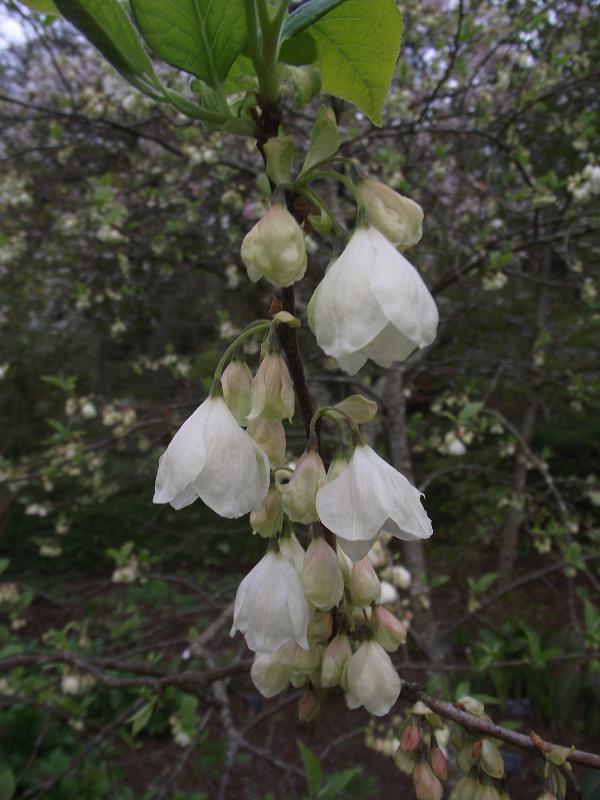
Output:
345 640 401 716
231 552 310 653
153 400 211 505
338 536 377 562
191 397 269 518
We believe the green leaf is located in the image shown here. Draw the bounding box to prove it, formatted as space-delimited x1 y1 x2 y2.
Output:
302 106 340 174
0 769 15 800
264 136 295 186
282 0 350 40
131 0 247 88
54 0 164 100
129 699 156 736
298 742 322 798
19 0 58 13
318 768 362 799
281 0 403 126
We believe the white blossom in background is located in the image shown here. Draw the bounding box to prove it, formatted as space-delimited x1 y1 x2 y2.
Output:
241 202 307 287
345 640 401 716
231 551 310 653
317 444 433 550
153 396 269 517
308 226 438 375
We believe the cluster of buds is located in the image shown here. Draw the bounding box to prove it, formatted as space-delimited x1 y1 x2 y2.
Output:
392 702 449 800
152 174 439 721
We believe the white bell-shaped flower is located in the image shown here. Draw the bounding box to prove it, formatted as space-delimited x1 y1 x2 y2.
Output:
153 396 269 517
241 203 307 287
307 226 438 375
316 444 433 544
345 640 401 716
231 551 310 653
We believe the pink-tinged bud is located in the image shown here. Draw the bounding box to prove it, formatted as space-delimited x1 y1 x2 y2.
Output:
400 723 420 752
249 488 283 538
247 418 286 466
358 178 423 251
413 763 443 800
241 202 307 287
373 606 407 652
247 353 295 422
449 777 479 800
221 359 253 425
430 747 448 780
298 687 320 722
308 611 332 643
350 556 381 607
321 634 352 687
281 449 326 524
301 537 344 611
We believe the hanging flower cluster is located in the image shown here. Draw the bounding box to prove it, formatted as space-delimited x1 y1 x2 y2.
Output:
153 173 438 719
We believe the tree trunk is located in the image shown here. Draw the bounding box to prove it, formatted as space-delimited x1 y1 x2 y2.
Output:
384 363 444 662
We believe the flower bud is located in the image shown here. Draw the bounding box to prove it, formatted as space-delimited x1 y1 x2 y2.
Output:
391 564 411 589
221 359 252 425
248 353 295 422
250 488 283 538
430 747 448 780
474 787 501 800
241 202 307 287
298 687 320 722
247 418 286 466
380 580 399 604
308 610 332 643
358 178 423 251
350 556 381 607
301 537 344 611
280 449 326 524
394 746 417 774
251 651 289 698
279 531 305 573
326 455 348 482
321 633 352 687
373 606 407 652
400 723 420 752
278 640 321 673
480 739 504 779
413 762 443 800
449 777 479 800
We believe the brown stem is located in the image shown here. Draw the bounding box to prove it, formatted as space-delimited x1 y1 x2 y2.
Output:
400 681 600 771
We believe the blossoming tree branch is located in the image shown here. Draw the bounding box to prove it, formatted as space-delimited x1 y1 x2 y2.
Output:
19 0 599 797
